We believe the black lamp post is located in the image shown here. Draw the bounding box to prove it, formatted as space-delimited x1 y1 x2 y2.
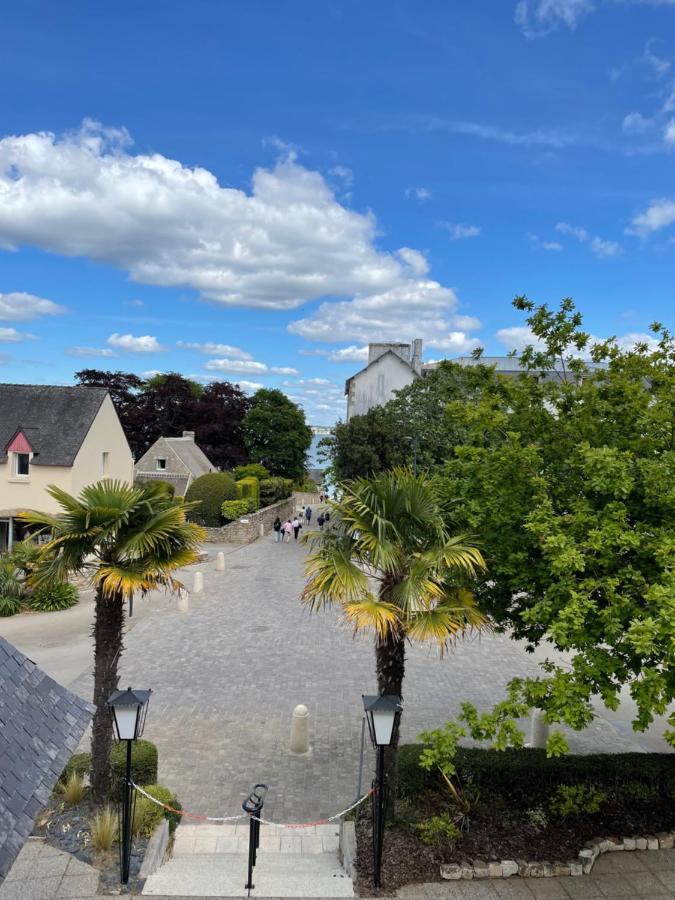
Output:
362 693 402 889
107 687 152 884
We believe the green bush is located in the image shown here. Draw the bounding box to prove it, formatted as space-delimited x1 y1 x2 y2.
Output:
0 557 24 616
236 476 260 509
144 783 182 833
10 538 40 576
185 473 237 526
234 463 269 481
549 784 606 817
415 813 461 846
29 581 79 612
293 476 318 493
398 745 675 807
221 500 250 523
152 480 176 498
61 752 91 783
259 477 293 507
111 740 158 800
132 784 181 836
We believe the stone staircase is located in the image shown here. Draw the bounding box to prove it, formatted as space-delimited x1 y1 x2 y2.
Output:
142 822 354 898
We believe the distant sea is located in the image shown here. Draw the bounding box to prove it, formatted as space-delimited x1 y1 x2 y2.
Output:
308 433 326 469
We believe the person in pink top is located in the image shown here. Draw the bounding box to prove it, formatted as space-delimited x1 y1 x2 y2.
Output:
283 519 293 543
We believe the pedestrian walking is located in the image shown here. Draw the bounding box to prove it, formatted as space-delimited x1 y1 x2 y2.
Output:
273 516 282 542
324 510 330 524
304 505 312 524
283 520 293 543
292 516 302 540
317 513 325 531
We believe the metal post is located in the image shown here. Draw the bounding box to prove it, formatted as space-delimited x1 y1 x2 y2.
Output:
242 783 268 896
121 740 133 884
373 744 386 888
356 715 366 801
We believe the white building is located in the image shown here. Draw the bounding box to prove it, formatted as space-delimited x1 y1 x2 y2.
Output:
345 340 423 420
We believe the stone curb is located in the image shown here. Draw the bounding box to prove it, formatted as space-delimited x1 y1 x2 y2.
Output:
139 819 170 880
440 829 675 880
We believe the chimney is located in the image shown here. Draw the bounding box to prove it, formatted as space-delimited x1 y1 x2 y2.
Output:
182 431 195 440
411 338 423 373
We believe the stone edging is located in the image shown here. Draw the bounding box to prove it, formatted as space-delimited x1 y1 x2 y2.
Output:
440 830 675 880
139 819 170 879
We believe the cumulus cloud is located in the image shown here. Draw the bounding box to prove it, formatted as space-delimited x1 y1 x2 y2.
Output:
0 292 66 321
396 247 429 275
528 233 564 251
555 222 621 257
439 222 481 240
622 111 652 134
0 120 452 315
405 187 432 201
0 327 36 342
514 0 595 38
664 118 675 143
107 333 165 353
236 380 264 393
627 197 675 236
590 236 621 257
203 357 299 376
497 325 659 354
176 341 252 359
643 39 671 78
299 345 370 363
68 346 117 357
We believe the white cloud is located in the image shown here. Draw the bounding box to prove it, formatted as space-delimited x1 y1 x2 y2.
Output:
443 120 572 148
528 233 564 251
643 39 671 78
497 326 657 354
426 332 481 353
270 366 300 376
0 120 448 314
514 0 595 38
0 291 66 321
396 247 429 275
205 358 268 374
622 111 652 134
496 326 546 352
68 346 117 357
236 380 264 393
283 377 333 386
405 187 432 201
299 345 369 363
328 165 353 187
439 221 481 240
0 327 36 342
664 118 675 143
107 332 165 353
289 280 480 350
176 341 253 359
556 222 589 241
627 197 675 235
555 222 620 257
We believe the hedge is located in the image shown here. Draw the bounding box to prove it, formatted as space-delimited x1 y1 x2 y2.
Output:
234 463 269 481
133 783 182 836
397 744 675 806
221 499 250 522
259 477 293 506
185 472 237 526
61 740 159 799
236 476 260 509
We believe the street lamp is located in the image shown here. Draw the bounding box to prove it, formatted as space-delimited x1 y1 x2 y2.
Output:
362 693 402 888
107 687 152 884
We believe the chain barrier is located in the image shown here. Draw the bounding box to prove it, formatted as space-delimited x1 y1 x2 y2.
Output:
131 781 372 828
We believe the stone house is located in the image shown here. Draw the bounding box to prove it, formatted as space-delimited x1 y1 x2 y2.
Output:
345 340 423 420
0 384 134 551
134 431 216 497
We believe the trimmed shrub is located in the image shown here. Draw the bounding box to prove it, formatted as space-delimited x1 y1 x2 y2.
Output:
185 472 237 526
111 740 158 800
11 538 40 576
29 581 79 612
259 477 293 507
236 476 260 509
234 463 269 481
144 783 182 834
0 558 24 617
221 500 250 523
293 476 318 493
152 480 176 498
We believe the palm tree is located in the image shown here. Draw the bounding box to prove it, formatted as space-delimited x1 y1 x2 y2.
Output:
302 468 487 798
21 480 205 802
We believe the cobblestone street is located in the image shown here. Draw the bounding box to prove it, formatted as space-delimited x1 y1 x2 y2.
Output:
68 527 662 825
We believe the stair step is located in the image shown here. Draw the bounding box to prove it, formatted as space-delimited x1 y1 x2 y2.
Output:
142 852 354 898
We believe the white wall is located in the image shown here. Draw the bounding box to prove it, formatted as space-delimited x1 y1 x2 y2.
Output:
0 459 74 515
71 394 134 493
346 353 418 420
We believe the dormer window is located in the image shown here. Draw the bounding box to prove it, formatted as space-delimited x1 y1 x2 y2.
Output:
156 458 167 471
14 452 30 477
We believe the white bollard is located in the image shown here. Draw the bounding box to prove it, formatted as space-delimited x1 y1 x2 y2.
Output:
289 704 310 755
177 590 189 613
259 522 265 538
528 709 549 749
193 571 203 594
215 551 225 572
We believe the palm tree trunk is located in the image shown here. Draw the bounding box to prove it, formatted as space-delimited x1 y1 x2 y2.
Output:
90 586 125 804
375 628 405 818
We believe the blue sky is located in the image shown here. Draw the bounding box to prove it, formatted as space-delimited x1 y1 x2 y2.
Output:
1 0 674 423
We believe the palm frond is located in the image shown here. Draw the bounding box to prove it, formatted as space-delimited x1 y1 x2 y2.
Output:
343 597 400 636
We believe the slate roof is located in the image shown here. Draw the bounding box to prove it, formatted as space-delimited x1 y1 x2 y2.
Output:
165 436 215 478
0 636 93 884
0 384 109 466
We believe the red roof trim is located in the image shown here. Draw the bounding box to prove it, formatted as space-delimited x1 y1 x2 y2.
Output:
6 430 33 454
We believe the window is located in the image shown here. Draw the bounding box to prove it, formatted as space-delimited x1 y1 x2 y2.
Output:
102 451 110 475
156 458 167 471
14 453 30 477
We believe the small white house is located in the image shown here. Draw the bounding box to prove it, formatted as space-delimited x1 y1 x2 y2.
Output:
344 340 423 420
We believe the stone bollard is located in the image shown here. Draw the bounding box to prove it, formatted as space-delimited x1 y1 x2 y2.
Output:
259 522 265 538
193 571 203 594
289 704 310 755
528 709 549 748
177 590 189 613
215 551 225 572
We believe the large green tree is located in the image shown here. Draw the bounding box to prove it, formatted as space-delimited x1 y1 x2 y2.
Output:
438 299 675 750
319 406 407 481
302 468 486 798
22 481 204 801
243 388 312 480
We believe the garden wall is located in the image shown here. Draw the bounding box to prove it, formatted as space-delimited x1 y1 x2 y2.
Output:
201 496 296 543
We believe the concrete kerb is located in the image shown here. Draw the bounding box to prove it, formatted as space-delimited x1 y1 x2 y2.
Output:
139 819 170 880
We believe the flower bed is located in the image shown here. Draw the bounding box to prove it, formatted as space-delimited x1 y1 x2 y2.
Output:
355 746 674 894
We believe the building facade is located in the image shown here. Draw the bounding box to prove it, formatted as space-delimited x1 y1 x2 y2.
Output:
0 384 134 551
134 431 216 497
345 340 423 420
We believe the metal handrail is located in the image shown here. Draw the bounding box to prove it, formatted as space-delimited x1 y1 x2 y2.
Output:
243 783 268 895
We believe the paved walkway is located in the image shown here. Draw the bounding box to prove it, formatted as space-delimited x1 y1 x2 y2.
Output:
65 529 669 824
0 839 99 899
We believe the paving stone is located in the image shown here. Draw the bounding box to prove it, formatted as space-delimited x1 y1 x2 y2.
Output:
55 875 99 898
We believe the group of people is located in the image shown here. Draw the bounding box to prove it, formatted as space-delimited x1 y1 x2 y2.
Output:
272 503 331 542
